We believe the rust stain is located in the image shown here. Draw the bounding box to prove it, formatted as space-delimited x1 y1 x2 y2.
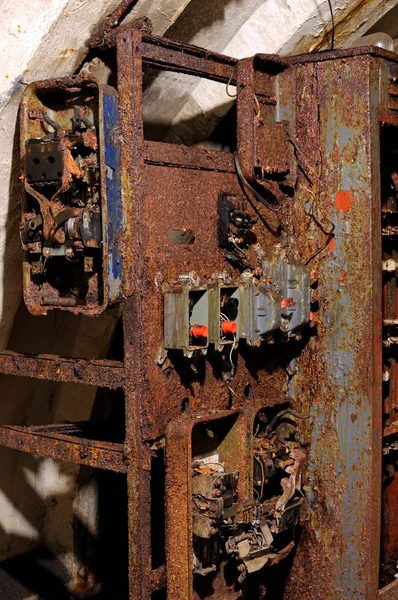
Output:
340 270 348 284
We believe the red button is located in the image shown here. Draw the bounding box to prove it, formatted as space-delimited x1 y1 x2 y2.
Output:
222 321 237 334
191 324 208 338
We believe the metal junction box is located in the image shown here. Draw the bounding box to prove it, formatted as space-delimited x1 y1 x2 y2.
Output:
20 76 123 315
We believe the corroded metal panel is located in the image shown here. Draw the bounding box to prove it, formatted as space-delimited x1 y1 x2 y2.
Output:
284 54 384 600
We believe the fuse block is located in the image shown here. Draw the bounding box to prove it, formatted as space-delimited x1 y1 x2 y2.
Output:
163 274 209 357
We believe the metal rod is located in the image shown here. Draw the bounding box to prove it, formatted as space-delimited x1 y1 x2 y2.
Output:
0 351 125 388
0 425 127 472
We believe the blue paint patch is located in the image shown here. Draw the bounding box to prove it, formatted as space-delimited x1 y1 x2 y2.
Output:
102 90 123 305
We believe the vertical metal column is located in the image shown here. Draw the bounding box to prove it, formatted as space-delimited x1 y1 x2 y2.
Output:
117 29 151 600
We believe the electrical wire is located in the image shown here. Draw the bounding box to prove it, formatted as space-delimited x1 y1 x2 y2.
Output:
302 186 335 265
229 333 236 368
327 0 335 50
234 151 282 212
226 67 237 98
230 238 246 257
266 409 310 433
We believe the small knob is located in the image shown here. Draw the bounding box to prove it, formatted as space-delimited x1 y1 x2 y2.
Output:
221 321 237 334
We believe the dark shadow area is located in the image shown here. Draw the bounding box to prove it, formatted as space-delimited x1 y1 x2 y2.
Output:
164 0 246 47
0 547 71 600
142 70 235 146
367 5 398 39
239 324 316 381
6 301 122 361
151 449 166 570
167 349 207 390
0 464 128 600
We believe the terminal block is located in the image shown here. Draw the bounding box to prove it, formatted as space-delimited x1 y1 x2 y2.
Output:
163 274 209 357
240 273 282 346
263 248 311 336
20 76 122 315
208 275 240 351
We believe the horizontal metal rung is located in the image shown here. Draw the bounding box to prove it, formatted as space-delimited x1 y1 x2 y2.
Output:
383 421 398 438
0 425 127 473
144 141 235 173
379 572 398 597
0 351 125 388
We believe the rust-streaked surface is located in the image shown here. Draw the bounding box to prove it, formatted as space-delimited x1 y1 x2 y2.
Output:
6 16 398 600
0 424 127 472
0 351 124 388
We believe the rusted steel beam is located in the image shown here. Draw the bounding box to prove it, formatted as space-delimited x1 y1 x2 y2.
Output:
88 10 153 49
0 351 125 388
383 421 398 438
0 425 127 472
380 578 398 598
140 36 236 83
287 45 398 66
166 409 250 599
117 28 152 600
90 18 238 84
144 141 235 172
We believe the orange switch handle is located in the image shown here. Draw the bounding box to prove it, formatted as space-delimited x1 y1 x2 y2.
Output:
281 297 294 309
222 321 237 334
191 324 208 338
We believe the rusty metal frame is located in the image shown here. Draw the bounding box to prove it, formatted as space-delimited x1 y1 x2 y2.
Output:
0 351 125 387
0 28 260 600
4 19 398 600
0 424 127 472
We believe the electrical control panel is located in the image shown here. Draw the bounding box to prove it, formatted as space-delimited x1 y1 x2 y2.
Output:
15 16 395 600
163 258 311 358
20 76 122 315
